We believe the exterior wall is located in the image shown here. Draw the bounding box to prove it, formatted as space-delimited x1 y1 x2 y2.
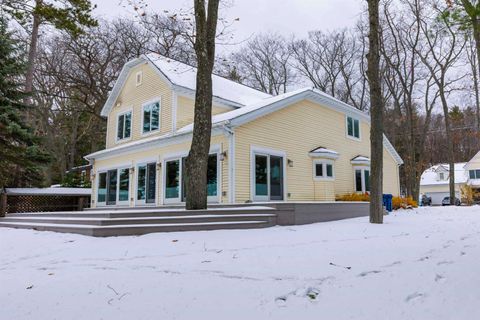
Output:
176 96 234 129
420 184 463 194
234 99 401 203
91 134 229 208
465 151 480 170
106 63 173 149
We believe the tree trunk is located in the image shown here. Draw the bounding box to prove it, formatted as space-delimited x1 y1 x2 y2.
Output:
472 21 480 132
184 0 219 210
25 0 42 100
367 0 384 223
439 91 456 205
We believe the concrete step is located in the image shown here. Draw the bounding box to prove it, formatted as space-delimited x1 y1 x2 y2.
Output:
0 220 272 237
7 206 275 218
1 213 277 226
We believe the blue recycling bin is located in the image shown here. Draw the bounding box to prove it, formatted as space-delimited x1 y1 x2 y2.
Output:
383 194 393 212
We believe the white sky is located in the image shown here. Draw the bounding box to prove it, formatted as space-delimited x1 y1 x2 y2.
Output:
92 0 363 47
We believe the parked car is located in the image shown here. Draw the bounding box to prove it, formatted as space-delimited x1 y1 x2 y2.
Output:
421 195 432 206
441 196 461 206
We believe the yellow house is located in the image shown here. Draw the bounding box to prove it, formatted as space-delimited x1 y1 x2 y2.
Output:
85 54 402 208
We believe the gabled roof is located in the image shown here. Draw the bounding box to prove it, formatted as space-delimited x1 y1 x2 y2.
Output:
88 87 404 165
351 156 371 165
100 54 271 117
420 163 468 186
465 150 480 169
308 147 339 159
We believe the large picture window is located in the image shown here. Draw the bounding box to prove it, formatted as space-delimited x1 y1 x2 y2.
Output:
117 111 132 141
347 116 360 139
142 101 160 134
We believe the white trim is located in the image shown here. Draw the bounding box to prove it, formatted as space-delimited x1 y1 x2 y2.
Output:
141 97 161 137
308 148 340 160
250 145 287 202
313 159 335 181
115 108 133 143
134 160 158 207
351 156 371 166
353 166 371 193
345 115 361 141
96 165 131 206
227 127 236 204
161 145 222 204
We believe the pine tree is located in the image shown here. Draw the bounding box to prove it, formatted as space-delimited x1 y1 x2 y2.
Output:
0 17 50 188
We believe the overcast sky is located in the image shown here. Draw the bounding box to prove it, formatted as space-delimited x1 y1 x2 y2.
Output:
92 0 363 47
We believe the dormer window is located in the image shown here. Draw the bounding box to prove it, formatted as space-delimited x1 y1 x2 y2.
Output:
346 116 360 139
136 71 143 86
142 100 160 134
439 172 445 180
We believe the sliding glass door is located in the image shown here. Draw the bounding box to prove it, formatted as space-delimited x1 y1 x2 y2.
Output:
253 153 284 201
164 154 219 203
137 162 156 205
97 168 130 206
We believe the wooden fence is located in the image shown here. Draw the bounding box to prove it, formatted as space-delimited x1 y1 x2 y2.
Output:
0 188 90 216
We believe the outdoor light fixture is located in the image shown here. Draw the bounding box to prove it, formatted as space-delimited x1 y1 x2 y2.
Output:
129 166 135 173
157 162 162 169
288 159 294 167
219 151 227 161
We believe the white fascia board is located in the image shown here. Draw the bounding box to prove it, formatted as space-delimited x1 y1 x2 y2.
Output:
173 84 244 109
84 127 225 161
100 58 145 117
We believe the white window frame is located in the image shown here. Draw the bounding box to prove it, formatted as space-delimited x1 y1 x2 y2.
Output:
96 165 131 206
135 157 159 207
162 146 221 204
354 166 370 193
141 98 161 136
469 169 480 180
346 115 361 141
250 146 287 202
135 71 143 86
115 109 133 143
313 159 335 181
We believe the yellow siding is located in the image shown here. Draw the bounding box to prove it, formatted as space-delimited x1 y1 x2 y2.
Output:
234 99 400 202
106 63 173 149
176 96 233 129
92 135 229 207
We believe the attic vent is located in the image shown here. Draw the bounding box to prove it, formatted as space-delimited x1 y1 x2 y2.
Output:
136 71 143 86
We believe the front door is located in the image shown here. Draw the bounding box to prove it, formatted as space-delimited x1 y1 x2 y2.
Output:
254 154 284 201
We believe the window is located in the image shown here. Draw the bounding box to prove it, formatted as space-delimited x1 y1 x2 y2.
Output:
97 172 107 203
470 169 480 179
314 161 334 180
439 172 445 180
142 101 160 134
136 71 143 86
347 116 360 139
355 168 370 193
117 111 132 141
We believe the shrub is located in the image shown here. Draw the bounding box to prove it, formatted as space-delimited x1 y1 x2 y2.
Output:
336 193 370 202
461 185 474 206
392 196 418 210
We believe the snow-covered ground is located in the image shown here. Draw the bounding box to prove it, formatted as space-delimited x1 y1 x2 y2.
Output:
1 206 480 320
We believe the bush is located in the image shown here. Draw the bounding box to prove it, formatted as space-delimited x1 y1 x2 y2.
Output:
392 196 418 210
336 193 370 202
461 185 474 206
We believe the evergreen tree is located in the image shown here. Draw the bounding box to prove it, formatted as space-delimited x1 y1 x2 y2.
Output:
0 17 50 188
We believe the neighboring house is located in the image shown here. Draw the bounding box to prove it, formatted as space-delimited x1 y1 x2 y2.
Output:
420 153 480 205
84 54 402 208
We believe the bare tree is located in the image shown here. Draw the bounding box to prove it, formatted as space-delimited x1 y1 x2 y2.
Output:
230 33 295 95
413 0 467 204
184 0 220 210
366 0 384 223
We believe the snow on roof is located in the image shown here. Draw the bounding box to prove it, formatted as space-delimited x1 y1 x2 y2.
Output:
310 147 338 154
177 88 312 134
5 187 91 196
420 163 468 186
352 156 370 162
145 53 271 106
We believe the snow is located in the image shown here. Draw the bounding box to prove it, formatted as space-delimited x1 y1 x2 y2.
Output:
309 147 338 154
1 206 480 319
420 163 468 186
145 53 272 106
5 187 91 196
